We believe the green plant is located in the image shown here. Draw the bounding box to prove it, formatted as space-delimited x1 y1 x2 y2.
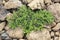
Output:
7 5 54 34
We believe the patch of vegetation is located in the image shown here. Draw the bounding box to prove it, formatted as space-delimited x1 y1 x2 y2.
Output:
7 5 54 34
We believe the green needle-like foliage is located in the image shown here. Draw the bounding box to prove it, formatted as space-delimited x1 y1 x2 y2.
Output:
7 5 54 34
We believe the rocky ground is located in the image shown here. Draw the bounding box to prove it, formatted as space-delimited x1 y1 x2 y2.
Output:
0 0 60 40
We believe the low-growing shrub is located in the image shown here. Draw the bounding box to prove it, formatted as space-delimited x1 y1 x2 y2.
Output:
7 5 54 34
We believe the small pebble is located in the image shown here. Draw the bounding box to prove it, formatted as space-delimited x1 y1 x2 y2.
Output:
51 31 54 37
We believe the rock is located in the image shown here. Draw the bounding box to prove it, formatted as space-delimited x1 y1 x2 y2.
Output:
0 5 9 20
13 39 18 40
54 37 59 40
27 28 51 40
0 22 5 32
6 27 24 38
19 39 25 40
28 0 45 10
47 3 60 23
1 32 11 40
55 31 59 36
21 0 33 4
50 31 54 37
51 0 60 3
52 23 60 31
44 0 52 5
51 39 53 40
4 0 23 9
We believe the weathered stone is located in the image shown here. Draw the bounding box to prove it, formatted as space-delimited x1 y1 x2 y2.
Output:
21 0 33 4
27 28 51 40
54 37 59 40
28 0 45 10
47 3 60 23
52 23 60 31
50 31 54 37
55 31 59 36
4 0 23 9
6 27 24 38
0 22 5 32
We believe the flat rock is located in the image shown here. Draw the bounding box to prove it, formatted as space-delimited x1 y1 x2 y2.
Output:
6 27 24 38
28 0 45 10
4 0 23 9
27 29 51 40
